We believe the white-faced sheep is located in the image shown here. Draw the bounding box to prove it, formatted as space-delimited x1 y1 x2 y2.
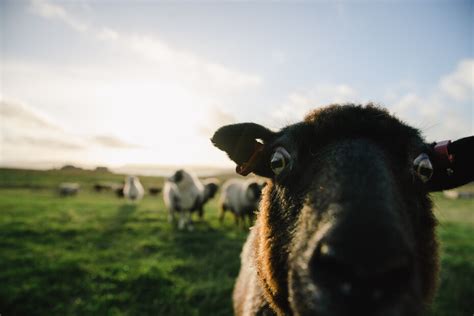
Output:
212 104 473 316
58 182 80 197
163 169 219 230
123 176 144 201
219 179 264 227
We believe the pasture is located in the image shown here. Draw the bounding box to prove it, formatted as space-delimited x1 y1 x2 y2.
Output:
0 168 472 315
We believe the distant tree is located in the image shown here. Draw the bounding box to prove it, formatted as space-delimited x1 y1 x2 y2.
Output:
60 165 83 171
95 166 110 173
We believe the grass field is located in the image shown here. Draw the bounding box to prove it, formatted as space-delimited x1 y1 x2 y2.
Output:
0 168 472 316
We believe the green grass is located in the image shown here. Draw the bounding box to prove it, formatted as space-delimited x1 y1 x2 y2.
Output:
428 194 474 316
0 168 472 315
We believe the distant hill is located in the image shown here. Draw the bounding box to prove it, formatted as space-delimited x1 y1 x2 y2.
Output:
94 166 111 173
60 164 84 171
0 167 238 190
112 164 234 177
0 168 163 190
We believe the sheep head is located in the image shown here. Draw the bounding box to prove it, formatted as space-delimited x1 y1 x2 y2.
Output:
211 104 473 316
168 169 195 189
203 178 220 201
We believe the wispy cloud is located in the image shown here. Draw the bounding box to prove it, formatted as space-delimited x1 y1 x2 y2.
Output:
0 98 144 168
439 59 474 102
28 0 262 93
270 59 472 141
271 84 359 127
92 135 141 149
2 133 84 150
198 107 237 137
0 98 62 130
29 0 89 32
3 0 263 168
1 98 85 149
125 34 262 91
384 59 473 140
1 98 86 153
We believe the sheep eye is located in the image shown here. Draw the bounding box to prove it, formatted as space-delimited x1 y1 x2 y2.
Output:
413 153 433 183
271 147 291 176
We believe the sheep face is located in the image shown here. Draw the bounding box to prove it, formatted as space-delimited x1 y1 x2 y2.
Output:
211 105 454 316
168 169 193 189
273 138 429 316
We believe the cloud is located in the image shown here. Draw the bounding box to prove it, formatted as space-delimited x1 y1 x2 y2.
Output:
1 98 85 150
388 59 473 140
29 0 89 32
126 34 262 91
96 27 119 41
28 0 262 93
0 98 62 130
1 98 142 150
198 107 237 137
270 59 472 142
0 98 153 168
2 133 84 150
92 135 141 149
439 59 474 102
271 84 359 127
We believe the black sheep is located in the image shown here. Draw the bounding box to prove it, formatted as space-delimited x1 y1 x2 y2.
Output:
212 104 473 316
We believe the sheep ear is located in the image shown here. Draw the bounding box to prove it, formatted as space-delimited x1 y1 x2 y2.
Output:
211 123 276 177
424 136 474 191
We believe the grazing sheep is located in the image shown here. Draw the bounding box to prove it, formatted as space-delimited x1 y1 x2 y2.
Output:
163 170 219 230
219 179 263 227
123 176 144 201
93 183 106 192
198 178 220 219
212 104 473 316
114 185 125 198
58 183 80 197
93 183 114 192
443 189 474 199
148 187 162 196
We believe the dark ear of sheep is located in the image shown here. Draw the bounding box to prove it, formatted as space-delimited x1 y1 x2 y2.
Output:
427 136 474 191
211 123 276 177
205 183 219 199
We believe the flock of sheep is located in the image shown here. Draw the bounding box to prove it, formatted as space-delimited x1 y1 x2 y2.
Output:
58 170 265 231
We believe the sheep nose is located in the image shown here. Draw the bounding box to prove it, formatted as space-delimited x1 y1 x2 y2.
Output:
309 240 414 302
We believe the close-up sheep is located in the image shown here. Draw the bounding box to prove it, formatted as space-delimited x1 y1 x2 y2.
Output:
212 104 473 316
219 178 264 227
2 2 472 315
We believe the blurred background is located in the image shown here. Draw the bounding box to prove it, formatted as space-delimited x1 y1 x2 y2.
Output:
0 1 472 315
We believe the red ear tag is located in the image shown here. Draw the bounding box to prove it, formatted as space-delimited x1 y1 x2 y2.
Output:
433 140 454 169
236 142 264 176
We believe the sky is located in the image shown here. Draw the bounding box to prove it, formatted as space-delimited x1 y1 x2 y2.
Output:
0 0 472 171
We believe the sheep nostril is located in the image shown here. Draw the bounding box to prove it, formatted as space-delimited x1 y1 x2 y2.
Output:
310 242 414 301
310 242 351 285
372 255 414 295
